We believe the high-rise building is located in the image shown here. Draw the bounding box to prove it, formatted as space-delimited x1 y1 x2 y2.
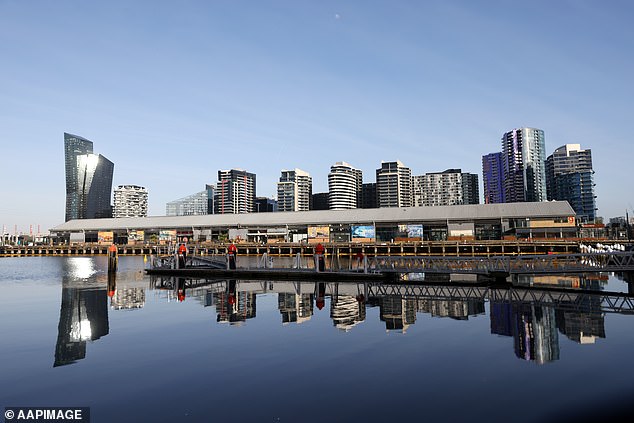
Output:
361 182 378 209
76 153 114 219
376 160 412 208
277 168 312 212
64 133 114 220
255 197 278 213
482 152 505 204
64 133 93 221
113 185 148 218
311 192 329 210
546 144 596 222
501 128 547 203
412 169 479 207
215 169 256 214
328 162 362 209
166 185 214 216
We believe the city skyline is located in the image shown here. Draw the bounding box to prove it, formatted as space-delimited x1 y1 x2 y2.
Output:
2 1 633 232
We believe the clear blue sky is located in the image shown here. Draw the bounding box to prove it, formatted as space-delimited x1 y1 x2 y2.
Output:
1 0 633 233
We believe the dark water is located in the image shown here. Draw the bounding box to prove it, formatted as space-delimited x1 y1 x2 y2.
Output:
1 256 634 423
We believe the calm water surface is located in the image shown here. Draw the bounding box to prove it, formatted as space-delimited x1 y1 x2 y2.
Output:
1 256 634 423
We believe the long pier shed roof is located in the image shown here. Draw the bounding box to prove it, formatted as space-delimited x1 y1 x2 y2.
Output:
51 201 575 233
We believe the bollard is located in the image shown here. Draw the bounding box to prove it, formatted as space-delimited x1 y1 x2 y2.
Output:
108 244 118 274
295 253 301 269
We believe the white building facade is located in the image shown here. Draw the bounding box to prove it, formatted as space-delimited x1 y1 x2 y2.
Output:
113 185 148 218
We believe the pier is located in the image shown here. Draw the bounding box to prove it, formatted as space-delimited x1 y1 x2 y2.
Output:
145 251 634 281
1 239 624 258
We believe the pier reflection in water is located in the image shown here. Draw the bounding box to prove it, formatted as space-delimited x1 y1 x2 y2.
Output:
147 274 628 365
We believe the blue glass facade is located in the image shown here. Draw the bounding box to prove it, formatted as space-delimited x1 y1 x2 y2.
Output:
482 152 504 204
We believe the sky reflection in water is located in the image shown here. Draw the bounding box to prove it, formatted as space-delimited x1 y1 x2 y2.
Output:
1 256 634 423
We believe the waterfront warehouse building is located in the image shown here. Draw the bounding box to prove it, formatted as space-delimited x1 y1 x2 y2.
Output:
166 185 214 216
113 185 148 218
546 144 596 223
376 161 412 208
482 152 505 204
413 169 479 207
328 162 363 209
501 128 547 203
277 169 312 212
215 169 256 214
52 201 578 244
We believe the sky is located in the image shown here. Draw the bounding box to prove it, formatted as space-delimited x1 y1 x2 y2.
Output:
1 0 633 234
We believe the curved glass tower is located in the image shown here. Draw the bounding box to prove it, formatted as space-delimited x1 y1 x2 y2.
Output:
64 133 114 221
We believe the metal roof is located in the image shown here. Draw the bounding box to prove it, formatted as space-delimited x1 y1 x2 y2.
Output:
50 201 576 232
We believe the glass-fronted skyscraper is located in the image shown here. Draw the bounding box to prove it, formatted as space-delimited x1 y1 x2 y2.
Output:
501 128 547 203
546 144 596 222
64 133 93 221
166 185 214 216
482 152 505 204
64 133 114 221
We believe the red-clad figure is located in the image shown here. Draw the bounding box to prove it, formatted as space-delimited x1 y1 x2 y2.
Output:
228 243 238 269
315 243 325 272
177 243 187 269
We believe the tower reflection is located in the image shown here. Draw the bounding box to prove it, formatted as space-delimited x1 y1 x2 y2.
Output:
54 283 109 367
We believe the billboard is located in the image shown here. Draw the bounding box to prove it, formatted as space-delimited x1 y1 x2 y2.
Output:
407 224 423 238
308 226 330 239
159 230 177 244
128 230 144 242
98 231 113 244
351 225 375 239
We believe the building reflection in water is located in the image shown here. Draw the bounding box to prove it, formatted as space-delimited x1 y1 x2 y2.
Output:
54 285 109 367
331 295 365 331
54 260 148 367
214 280 256 325
490 302 560 364
379 296 417 332
278 293 314 324
149 276 615 364
108 273 145 310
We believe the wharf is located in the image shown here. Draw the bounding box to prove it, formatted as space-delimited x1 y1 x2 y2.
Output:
0 240 618 258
